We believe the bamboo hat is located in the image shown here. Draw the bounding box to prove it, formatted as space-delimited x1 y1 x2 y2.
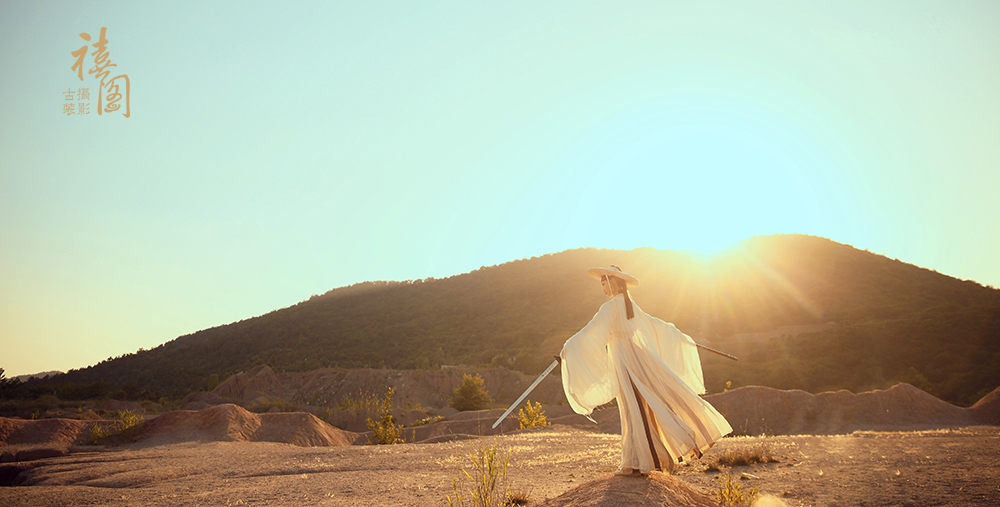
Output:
585 265 639 288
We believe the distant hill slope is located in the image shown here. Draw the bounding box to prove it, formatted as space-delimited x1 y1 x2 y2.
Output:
44 234 1000 406
14 371 63 383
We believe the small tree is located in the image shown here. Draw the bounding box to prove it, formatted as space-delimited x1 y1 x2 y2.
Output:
517 400 548 429
367 387 404 445
450 374 493 411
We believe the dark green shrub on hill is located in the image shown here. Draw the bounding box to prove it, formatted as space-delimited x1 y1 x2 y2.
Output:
450 374 493 411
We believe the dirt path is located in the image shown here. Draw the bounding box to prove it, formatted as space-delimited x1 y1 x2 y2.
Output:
2 426 998 506
677 427 1000 507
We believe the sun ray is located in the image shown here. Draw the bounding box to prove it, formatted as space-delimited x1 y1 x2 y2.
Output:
733 246 825 321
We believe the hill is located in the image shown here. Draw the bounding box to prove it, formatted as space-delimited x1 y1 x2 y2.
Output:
14 371 63 383
27 234 1000 406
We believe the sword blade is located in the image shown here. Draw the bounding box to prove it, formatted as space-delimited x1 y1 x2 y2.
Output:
695 342 739 361
491 359 559 429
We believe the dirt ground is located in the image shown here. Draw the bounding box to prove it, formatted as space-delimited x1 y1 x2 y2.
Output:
2 425 998 506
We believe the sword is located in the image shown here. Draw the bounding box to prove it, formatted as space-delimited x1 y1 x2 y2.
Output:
492 358 597 429
695 343 739 361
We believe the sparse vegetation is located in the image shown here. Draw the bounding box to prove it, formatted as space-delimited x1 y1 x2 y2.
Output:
366 387 404 445
451 374 493 411
447 441 525 507
517 400 548 429
88 421 114 443
319 406 333 422
88 409 145 445
715 471 759 507
334 390 383 413
711 443 779 468
505 489 531 506
116 409 144 441
410 415 445 427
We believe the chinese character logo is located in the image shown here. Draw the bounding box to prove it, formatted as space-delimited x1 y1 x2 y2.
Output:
68 27 130 118
63 88 90 116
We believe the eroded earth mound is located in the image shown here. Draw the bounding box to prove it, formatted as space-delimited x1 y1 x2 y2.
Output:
705 383 978 435
537 473 718 507
969 386 1000 425
1 382 996 452
137 404 358 447
0 417 89 447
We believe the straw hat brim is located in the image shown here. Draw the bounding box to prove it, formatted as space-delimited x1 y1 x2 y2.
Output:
586 267 639 288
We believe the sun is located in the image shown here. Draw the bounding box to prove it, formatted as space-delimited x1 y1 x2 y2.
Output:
685 237 740 258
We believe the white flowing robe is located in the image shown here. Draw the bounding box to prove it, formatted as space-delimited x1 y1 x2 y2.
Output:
560 294 732 473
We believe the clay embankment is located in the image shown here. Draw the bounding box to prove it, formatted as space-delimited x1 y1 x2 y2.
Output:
3 382 997 455
0 404 358 455
705 382 1000 435
198 364 565 410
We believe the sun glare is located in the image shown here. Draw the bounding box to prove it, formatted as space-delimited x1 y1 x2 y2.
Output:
686 238 739 258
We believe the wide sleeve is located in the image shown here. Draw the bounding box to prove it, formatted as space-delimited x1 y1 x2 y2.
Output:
559 303 619 416
643 316 706 394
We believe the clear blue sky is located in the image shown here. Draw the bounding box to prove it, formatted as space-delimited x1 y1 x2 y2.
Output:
2 1 997 377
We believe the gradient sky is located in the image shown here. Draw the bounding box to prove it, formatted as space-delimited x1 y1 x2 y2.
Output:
2 1 998 377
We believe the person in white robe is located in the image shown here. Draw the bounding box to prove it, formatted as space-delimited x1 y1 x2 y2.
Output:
560 265 732 475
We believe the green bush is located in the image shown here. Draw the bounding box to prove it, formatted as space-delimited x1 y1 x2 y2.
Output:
116 409 144 442
450 374 492 411
517 400 548 429
88 422 114 444
366 387 404 445
88 409 144 445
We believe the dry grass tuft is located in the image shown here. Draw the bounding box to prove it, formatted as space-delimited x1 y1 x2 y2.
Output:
715 471 759 506
711 443 780 468
506 489 531 506
447 441 528 507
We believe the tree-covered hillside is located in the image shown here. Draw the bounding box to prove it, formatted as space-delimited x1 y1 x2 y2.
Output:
30 235 1000 406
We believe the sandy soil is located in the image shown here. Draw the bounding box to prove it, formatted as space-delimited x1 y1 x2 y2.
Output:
2 425 998 506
